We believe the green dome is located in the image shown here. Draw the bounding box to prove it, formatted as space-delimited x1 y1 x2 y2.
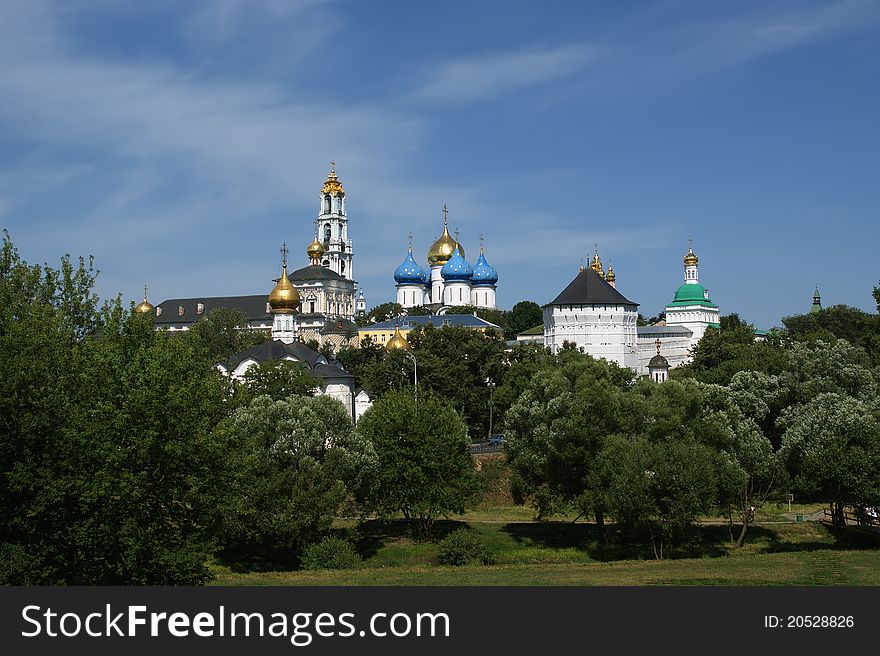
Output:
668 283 717 308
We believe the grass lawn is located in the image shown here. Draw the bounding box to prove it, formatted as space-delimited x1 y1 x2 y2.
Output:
211 515 880 586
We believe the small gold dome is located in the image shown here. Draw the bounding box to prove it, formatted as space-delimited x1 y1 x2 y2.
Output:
605 265 615 282
589 249 604 277
134 285 154 314
321 161 345 196
386 325 411 351
683 247 699 266
268 264 301 314
427 207 464 266
307 237 326 259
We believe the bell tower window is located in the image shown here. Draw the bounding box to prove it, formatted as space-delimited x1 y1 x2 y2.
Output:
323 223 331 242
324 195 331 213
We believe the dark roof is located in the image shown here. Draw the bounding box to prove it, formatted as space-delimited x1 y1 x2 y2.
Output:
648 354 670 368
156 294 270 325
289 265 350 283
365 314 502 331
226 340 353 382
637 325 693 337
545 269 638 307
320 318 359 336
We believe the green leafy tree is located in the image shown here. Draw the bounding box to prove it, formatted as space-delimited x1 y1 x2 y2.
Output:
505 300 543 339
407 323 506 437
505 351 637 527
444 304 509 334
356 390 477 538
780 393 880 541
220 395 374 567
187 306 268 364
360 302 404 326
597 436 717 559
1 231 232 583
236 359 322 405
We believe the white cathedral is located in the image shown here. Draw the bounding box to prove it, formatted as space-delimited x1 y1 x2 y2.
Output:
543 244 720 375
393 206 499 311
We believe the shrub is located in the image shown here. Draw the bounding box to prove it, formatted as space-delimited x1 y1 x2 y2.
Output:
437 528 492 566
301 536 362 570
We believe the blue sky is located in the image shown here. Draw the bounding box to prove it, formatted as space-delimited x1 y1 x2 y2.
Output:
1 0 878 328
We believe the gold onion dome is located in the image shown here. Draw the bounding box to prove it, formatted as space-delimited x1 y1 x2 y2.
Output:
590 251 604 277
605 265 615 282
134 285 154 314
427 206 464 266
268 263 300 314
307 237 326 259
386 324 411 351
321 161 345 196
683 247 699 266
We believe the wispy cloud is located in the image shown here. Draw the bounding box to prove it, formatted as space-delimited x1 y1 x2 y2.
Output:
411 44 605 105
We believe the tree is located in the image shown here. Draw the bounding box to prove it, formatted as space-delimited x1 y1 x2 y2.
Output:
1 231 233 583
677 315 788 385
597 436 717 559
780 393 880 541
219 395 374 567
187 306 268 364
236 359 322 405
359 302 404 326
444 304 509 334
782 305 872 352
406 323 506 437
505 351 637 527
356 390 477 538
505 300 543 339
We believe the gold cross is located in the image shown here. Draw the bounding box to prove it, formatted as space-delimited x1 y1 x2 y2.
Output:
330 160 335 173
281 241 289 267
655 338 662 355
442 204 449 224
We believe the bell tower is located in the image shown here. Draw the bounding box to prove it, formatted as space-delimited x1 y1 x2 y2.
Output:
314 161 354 280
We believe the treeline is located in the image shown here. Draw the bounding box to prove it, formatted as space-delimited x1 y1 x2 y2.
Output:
0 232 476 583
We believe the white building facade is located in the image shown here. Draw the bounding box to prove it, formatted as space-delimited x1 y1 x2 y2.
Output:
543 254 640 370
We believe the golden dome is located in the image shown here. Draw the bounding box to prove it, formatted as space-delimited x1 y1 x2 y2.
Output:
605 264 615 282
386 324 411 351
307 237 326 259
321 161 345 196
589 246 604 277
268 263 300 314
134 285 154 314
683 247 699 266
427 205 464 266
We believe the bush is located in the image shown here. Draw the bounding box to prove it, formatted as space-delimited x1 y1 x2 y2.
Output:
301 536 362 570
437 528 492 566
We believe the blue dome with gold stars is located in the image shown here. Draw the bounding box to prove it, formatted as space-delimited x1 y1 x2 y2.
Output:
440 246 473 282
394 248 428 285
471 250 498 286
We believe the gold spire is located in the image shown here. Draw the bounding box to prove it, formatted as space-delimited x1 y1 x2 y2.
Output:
684 238 698 266
385 321 411 351
268 242 301 314
589 243 604 277
321 160 345 196
134 284 154 314
427 204 465 266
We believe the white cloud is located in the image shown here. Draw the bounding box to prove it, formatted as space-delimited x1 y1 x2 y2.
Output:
411 44 605 105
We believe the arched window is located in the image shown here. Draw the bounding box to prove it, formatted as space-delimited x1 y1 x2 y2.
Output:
324 223 331 242
340 261 346 273
324 195 331 213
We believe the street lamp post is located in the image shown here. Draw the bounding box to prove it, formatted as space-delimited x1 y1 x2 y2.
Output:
403 350 418 403
485 377 496 439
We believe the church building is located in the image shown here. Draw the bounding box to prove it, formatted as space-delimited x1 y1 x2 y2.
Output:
143 163 362 352
393 205 499 312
